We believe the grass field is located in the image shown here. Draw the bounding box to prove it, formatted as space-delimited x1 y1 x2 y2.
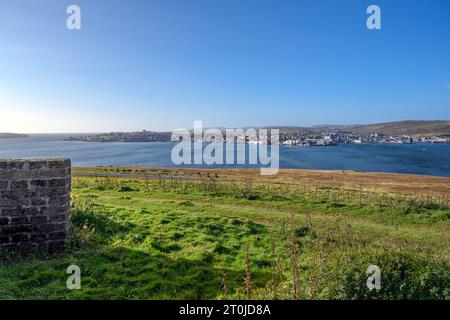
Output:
0 168 449 299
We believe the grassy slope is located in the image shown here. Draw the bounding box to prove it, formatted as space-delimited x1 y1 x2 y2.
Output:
348 120 450 137
0 169 449 300
269 120 450 136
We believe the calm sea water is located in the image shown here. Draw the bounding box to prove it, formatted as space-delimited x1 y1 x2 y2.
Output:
0 134 449 177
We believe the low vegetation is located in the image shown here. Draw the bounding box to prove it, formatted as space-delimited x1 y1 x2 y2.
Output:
0 169 448 299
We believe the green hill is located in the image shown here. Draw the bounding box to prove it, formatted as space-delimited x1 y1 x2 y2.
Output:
346 120 450 136
275 121 450 136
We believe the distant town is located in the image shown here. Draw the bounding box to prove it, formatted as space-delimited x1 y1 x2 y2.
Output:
66 130 173 143
65 120 450 146
278 129 450 146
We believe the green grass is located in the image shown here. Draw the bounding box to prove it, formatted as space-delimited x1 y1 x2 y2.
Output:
0 175 448 299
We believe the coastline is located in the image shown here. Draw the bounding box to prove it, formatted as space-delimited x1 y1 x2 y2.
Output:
1 136 449 177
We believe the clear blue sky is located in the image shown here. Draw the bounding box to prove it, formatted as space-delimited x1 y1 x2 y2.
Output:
0 0 449 133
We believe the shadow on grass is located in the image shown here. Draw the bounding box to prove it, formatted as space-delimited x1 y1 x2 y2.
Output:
0 204 272 299
0 245 271 299
0 205 136 265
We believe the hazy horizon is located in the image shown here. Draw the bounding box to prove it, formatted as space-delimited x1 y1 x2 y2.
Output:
0 119 448 135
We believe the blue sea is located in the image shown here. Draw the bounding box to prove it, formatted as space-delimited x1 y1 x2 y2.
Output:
0 134 449 177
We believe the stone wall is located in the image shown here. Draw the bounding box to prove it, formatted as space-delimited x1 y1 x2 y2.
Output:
0 159 71 253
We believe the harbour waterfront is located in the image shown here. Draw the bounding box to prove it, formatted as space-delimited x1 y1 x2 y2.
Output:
0 134 449 177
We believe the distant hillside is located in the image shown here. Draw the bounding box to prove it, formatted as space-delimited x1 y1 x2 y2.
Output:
344 121 450 136
274 121 450 136
0 133 28 139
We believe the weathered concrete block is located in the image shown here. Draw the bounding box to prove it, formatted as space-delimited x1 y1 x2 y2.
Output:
0 181 8 190
0 159 71 253
10 181 29 189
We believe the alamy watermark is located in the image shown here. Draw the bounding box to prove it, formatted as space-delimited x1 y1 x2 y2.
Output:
66 5 81 30
366 264 381 291
67 265 81 290
171 121 279 175
367 5 381 30
65 5 381 32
